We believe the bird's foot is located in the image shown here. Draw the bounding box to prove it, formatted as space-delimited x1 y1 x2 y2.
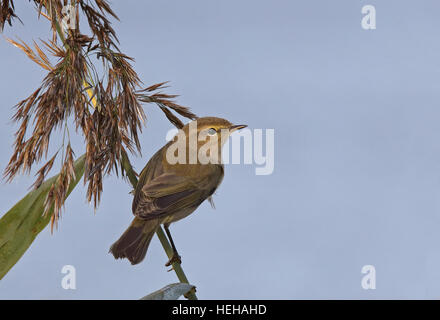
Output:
165 253 182 271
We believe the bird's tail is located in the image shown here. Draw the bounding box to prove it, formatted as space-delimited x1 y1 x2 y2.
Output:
109 218 159 265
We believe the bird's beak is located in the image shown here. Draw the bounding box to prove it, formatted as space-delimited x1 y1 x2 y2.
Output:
229 124 247 132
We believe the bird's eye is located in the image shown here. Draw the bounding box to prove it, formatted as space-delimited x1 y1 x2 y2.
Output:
207 128 217 136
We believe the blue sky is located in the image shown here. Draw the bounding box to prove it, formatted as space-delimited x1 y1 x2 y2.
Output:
1 0 440 299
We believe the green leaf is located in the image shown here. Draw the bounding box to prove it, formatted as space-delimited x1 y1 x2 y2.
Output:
140 283 196 300
0 154 85 280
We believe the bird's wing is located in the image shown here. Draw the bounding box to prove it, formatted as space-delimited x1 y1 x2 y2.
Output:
132 146 166 214
133 172 206 220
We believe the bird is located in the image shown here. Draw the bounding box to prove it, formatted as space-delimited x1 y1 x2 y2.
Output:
109 116 247 266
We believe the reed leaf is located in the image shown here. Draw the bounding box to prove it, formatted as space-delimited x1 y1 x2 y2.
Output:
0 154 85 280
140 283 195 300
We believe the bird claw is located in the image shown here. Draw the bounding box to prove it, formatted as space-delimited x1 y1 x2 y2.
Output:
165 253 182 269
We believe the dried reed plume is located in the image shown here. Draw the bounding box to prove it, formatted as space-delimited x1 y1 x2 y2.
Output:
2 0 197 230
0 0 21 31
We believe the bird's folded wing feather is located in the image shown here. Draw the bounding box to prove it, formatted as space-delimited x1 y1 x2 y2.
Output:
134 172 204 220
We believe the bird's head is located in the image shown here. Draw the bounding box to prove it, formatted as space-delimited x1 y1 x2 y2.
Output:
182 116 247 147
166 117 247 165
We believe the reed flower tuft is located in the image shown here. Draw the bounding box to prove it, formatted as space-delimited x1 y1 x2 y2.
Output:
2 0 197 230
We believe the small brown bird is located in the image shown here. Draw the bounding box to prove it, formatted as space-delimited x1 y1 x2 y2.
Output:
110 117 247 265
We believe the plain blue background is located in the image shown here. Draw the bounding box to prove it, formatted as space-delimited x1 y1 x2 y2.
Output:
1 0 440 299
